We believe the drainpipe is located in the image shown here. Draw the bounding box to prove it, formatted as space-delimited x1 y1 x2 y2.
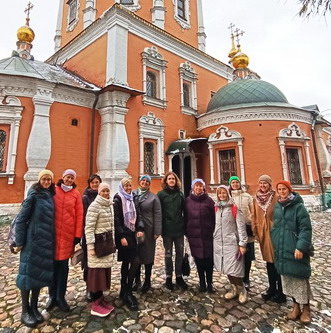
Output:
89 92 99 175
311 112 326 209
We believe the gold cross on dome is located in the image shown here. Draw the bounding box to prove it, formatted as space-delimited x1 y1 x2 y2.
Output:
228 23 235 37
24 2 34 19
234 28 245 46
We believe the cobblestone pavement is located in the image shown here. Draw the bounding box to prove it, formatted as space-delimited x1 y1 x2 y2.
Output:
0 212 330 333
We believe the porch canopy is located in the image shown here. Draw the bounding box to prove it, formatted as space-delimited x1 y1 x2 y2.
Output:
165 138 207 154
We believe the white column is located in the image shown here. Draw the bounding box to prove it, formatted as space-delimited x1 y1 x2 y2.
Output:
304 141 315 186
179 75 184 106
196 0 206 51
168 155 173 171
54 0 65 52
192 79 197 110
208 143 215 184
151 0 166 29
24 84 55 196
237 139 246 185
278 139 288 180
139 134 144 175
106 22 129 86
161 66 166 101
160 133 165 174
83 0 96 29
96 91 131 195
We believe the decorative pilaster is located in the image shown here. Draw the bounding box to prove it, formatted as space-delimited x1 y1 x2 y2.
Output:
304 141 314 187
24 83 55 195
83 0 96 29
54 0 64 52
196 0 206 51
168 155 173 171
151 0 166 29
106 22 129 86
237 139 246 185
208 143 215 184
278 139 288 180
96 90 131 194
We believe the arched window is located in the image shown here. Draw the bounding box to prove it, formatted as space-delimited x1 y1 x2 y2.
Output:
183 83 190 107
146 71 157 98
0 130 7 171
144 142 155 174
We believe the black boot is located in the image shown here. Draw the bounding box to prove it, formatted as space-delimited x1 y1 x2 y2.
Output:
271 276 287 303
124 291 138 311
176 276 188 290
30 289 44 324
46 282 57 311
165 277 174 290
206 259 215 293
262 263 277 301
21 290 37 328
141 264 152 293
56 260 70 312
196 263 206 292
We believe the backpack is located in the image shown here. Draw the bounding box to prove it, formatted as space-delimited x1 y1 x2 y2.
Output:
7 196 35 254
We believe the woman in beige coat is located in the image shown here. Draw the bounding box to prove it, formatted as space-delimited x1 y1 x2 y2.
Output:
85 183 115 317
252 175 286 303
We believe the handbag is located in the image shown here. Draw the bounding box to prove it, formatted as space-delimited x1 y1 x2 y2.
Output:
182 253 191 277
94 231 116 258
71 247 84 265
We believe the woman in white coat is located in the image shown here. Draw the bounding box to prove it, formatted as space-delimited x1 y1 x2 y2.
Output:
214 185 248 303
85 183 115 317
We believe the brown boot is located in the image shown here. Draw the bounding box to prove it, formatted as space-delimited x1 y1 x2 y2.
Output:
287 302 301 320
300 304 311 324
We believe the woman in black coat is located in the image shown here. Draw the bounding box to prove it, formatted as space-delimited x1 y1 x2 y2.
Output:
185 178 215 292
14 170 55 328
82 174 102 299
113 178 144 311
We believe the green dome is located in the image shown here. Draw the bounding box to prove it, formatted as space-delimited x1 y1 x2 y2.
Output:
207 79 288 112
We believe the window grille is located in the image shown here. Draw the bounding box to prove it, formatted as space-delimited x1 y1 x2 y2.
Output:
146 71 157 98
177 0 186 20
120 0 134 4
144 142 155 174
0 130 6 171
183 83 190 107
286 148 303 185
219 149 237 184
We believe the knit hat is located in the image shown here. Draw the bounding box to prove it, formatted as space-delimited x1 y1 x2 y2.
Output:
120 177 132 186
259 174 272 185
191 178 206 189
276 180 292 192
139 175 151 183
38 169 54 182
98 182 110 194
63 169 77 179
228 176 240 185
216 184 230 198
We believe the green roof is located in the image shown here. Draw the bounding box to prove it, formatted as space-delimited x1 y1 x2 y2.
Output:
207 79 288 112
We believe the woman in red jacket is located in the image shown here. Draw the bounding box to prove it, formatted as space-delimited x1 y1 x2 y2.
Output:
46 169 83 312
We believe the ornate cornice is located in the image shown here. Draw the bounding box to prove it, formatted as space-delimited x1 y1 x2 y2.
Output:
197 106 313 131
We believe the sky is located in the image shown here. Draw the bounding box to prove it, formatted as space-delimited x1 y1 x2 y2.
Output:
0 0 330 116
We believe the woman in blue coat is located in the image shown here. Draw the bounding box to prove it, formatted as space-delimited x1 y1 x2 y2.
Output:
14 170 55 328
271 181 313 324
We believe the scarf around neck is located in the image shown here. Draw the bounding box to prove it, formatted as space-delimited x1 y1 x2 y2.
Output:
118 183 136 231
255 189 276 214
61 183 73 192
278 192 295 204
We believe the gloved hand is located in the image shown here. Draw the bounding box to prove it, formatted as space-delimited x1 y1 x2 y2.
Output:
74 237 81 246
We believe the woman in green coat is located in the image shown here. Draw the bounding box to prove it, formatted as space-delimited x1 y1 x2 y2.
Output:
271 181 313 324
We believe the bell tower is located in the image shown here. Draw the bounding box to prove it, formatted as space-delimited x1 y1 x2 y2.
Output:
55 0 206 52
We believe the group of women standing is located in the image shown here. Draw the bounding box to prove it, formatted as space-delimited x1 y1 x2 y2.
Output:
13 169 313 327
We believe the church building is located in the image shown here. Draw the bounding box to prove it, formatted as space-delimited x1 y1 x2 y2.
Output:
0 0 330 211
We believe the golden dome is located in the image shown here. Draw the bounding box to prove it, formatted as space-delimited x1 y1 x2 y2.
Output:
231 51 249 69
17 20 35 43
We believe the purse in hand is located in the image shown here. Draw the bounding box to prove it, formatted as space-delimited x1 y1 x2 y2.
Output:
94 231 116 258
71 247 84 265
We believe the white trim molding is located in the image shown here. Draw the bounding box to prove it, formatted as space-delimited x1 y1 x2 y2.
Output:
278 122 314 188
142 46 168 109
208 125 245 185
138 112 165 176
179 61 198 115
151 0 166 29
172 0 191 29
54 0 65 52
66 0 80 32
0 96 23 184
83 0 96 29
